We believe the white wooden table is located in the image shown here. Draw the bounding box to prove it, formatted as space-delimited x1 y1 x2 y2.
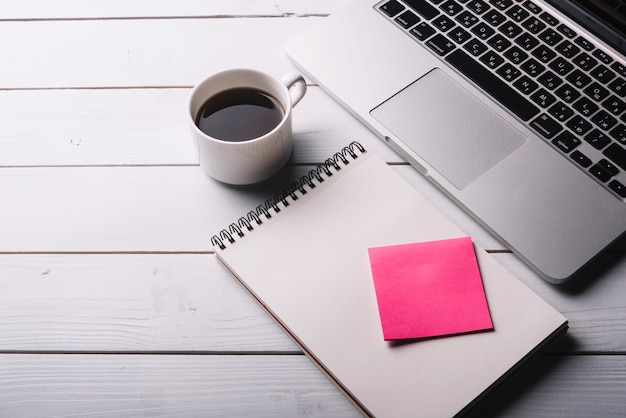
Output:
1 2 625 416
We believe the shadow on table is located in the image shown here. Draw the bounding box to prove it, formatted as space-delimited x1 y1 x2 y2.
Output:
555 233 626 295
467 334 577 417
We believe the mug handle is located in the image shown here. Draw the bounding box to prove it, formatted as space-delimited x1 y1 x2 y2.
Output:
281 72 307 107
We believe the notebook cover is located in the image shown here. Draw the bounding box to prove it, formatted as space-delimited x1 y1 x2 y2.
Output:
212 144 567 417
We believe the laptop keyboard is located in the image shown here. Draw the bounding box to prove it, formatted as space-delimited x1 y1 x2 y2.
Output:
377 0 626 200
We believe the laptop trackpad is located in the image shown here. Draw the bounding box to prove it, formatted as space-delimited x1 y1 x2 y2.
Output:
371 69 527 190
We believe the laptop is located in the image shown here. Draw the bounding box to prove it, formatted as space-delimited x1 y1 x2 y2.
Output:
286 0 626 283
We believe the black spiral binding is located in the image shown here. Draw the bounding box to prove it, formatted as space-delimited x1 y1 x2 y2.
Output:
211 141 366 250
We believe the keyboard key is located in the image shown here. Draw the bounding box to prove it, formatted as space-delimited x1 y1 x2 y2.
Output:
487 34 511 51
604 143 626 170
456 11 479 27
602 95 626 115
497 63 522 81
571 150 592 167
608 180 626 198
405 0 440 19
432 15 456 31
522 16 546 34
410 22 436 40
591 110 618 130
446 49 540 120
483 10 506 25
590 164 615 182
380 0 405 17
440 0 464 15
598 159 620 176
610 124 626 144
590 65 616 83
500 21 523 38
590 159 618 182
448 27 472 43
522 0 541 14
574 36 595 51
573 97 599 116
584 82 610 102
566 115 593 135
490 0 513 10
611 62 626 78
538 71 563 90
514 75 539 94
531 113 562 138
555 83 581 103
515 33 539 50
608 77 626 97
531 88 556 108
549 57 574 75
506 5 529 22
539 11 558 26
566 69 592 89
573 52 598 71
557 23 576 38
555 40 580 58
520 58 545 77
548 101 574 121
464 38 488 55
532 45 557 63
585 129 611 149
472 22 495 39
395 10 420 28
504 46 528 64
480 50 505 68
467 0 490 14
552 130 581 152
426 34 457 55
592 49 613 65
538 28 563 46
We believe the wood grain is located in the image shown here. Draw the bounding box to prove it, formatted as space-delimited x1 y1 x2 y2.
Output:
1 0 343 19
0 353 623 417
0 354 360 418
0 253 625 354
0 87 396 166
0 18 322 89
0 165 503 252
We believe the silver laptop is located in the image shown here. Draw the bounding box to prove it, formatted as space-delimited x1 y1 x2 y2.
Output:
286 0 626 283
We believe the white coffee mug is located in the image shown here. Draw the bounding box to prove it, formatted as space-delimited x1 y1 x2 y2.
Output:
188 68 307 185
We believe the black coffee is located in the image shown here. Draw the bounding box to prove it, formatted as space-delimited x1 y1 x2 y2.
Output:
196 87 284 142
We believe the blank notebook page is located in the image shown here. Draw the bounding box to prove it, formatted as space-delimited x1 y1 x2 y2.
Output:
213 145 567 418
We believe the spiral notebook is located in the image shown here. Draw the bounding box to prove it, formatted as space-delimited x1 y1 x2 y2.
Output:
212 143 567 417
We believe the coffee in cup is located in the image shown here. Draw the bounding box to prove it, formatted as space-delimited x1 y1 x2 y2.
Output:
188 68 307 185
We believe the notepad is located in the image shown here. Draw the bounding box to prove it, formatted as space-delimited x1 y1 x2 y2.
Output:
368 237 493 341
212 142 567 418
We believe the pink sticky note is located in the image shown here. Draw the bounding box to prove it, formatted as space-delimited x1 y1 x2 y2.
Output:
368 237 493 341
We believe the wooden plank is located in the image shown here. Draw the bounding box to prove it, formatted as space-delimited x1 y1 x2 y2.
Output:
0 165 501 252
0 354 361 417
0 87 397 166
1 158 621 255
469 354 626 417
0 17 323 89
1 253 625 353
494 252 626 353
0 0 343 19
0 254 296 352
0 353 623 417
